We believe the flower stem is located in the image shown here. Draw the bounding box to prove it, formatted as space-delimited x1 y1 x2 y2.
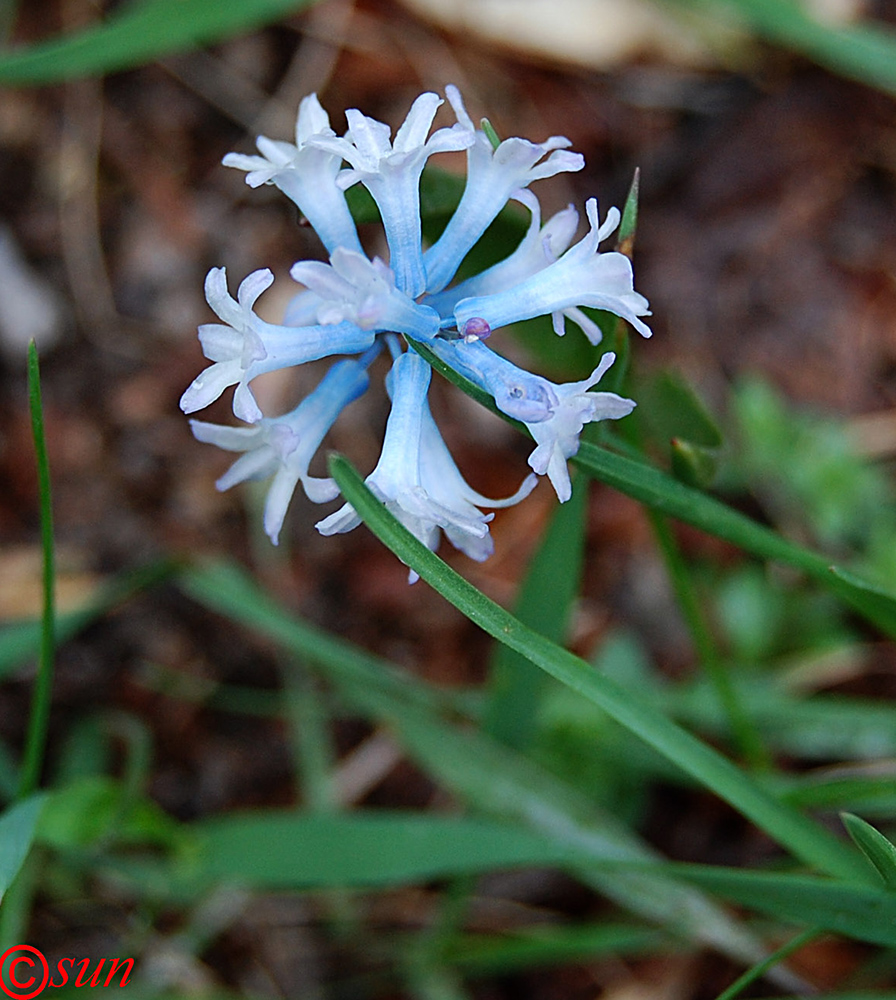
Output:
17 341 56 799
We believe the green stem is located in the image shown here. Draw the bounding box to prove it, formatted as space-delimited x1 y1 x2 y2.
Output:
713 926 820 1000
648 509 771 772
17 342 56 800
328 454 868 883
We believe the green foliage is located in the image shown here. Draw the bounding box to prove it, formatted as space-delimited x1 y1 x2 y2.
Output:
731 378 894 553
842 813 896 890
8 18 896 994
663 0 896 99
0 0 319 85
0 796 46 902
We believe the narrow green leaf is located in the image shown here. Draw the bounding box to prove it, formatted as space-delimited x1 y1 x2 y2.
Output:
327 453 868 883
0 795 45 901
18 342 55 800
669 0 896 98
712 927 820 1000
670 438 719 488
483 471 587 749
408 346 896 636
448 923 662 976
198 812 580 888
0 0 317 85
639 370 723 450
616 168 640 259
666 862 896 947
841 813 896 889
575 442 896 636
180 560 778 966
828 567 896 638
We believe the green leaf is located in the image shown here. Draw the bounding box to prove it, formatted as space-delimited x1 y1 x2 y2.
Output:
666 862 896 947
0 795 45 901
483 471 587 749
447 923 661 976
0 0 317 85
180 560 776 966
37 776 182 850
575 442 896 637
199 812 581 888
327 453 868 883
640 369 723 451
667 0 896 99
616 168 640 259
670 438 719 488
841 813 896 889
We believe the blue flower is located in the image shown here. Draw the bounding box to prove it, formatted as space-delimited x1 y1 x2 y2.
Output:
180 267 376 422
316 350 536 582
183 86 651 573
223 93 363 256
453 197 652 343
190 357 372 543
429 338 634 502
422 86 585 294
307 92 473 298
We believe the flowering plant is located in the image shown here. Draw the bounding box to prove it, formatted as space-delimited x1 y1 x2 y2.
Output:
182 87 651 577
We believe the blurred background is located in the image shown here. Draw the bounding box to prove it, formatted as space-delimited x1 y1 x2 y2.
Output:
2 0 896 997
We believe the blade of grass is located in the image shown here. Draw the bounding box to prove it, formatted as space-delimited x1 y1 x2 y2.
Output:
713 927 821 1000
327 453 868 883
661 863 896 947
447 923 662 977
483 469 587 749
0 795 46 901
574 442 896 637
841 813 896 889
647 509 770 770
180 559 782 968
0 0 318 85
17 342 55 800
410 341 896 637
198 812 585 887
665 0 896 98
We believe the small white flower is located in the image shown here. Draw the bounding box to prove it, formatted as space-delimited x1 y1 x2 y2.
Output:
454 198 651 343
526 352 635 502
290 248 440 339
429 339 633 502
223 93 363 256
422 86 585 294
424 191 579 317
308 92 473 297
316 351 535 581
179 267 376 422
190 358 371 543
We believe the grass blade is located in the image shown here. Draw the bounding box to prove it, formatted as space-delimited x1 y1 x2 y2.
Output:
17 343 55 800
198 812 582 887
841 813 896 889
0 0 317 85
180 559 779 967
575 442 896 636
483 471 587 749
664 863 896 947
669 0 896 98
327 453 868 882
0 795 46 901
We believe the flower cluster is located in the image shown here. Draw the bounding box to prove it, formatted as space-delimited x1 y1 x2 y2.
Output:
182 87 651 577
